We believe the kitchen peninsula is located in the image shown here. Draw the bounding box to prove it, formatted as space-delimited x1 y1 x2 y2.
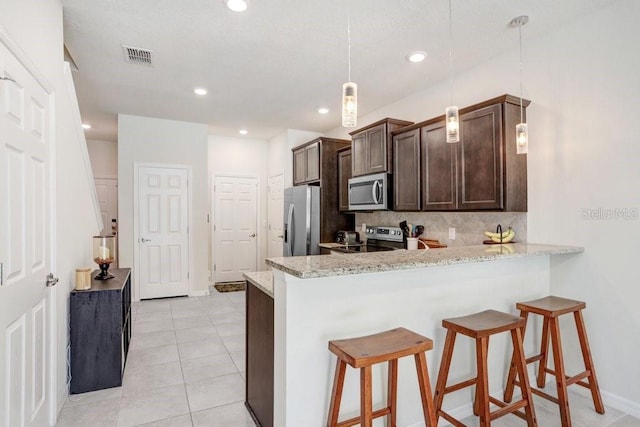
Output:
255 243 582 427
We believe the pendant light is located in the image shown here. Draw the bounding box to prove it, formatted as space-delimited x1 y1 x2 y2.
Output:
511 15 529 154
342 0 357 127
445 0 459 143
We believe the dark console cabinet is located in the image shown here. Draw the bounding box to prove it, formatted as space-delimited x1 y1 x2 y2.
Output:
70 268 131 394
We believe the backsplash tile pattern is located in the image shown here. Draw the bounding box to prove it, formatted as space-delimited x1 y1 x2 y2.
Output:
355 212 527 247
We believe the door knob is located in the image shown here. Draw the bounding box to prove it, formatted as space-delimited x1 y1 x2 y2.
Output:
140 238 151 243
249 233 257 238
46 273 59 287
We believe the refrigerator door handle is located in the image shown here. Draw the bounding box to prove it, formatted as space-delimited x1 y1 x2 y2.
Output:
286 203 294 256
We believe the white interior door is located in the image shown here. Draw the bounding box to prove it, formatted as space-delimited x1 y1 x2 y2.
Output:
137 166 189 299
94 178 118 266
268 174 284 257
0 41 54 427
214 176 258 282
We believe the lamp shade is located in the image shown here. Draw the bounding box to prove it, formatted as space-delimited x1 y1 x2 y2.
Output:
446 105 460 143
342 82 357 127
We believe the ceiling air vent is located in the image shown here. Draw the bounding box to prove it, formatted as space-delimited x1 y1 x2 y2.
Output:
122 45 154 67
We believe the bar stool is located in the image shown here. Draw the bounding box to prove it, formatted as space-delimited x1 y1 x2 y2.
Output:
504 296 604 426
434 310 537 426
326 327 437 427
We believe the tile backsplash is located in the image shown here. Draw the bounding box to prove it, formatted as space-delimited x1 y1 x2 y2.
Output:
355 211 527 247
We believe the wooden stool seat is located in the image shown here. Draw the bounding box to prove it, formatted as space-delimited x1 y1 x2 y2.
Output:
327 327 437 427
504 296 604 427
516 295 586 317
443 309 526 337
434 310 537 426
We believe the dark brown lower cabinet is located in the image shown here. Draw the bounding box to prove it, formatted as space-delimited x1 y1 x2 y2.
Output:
245 281 274 427
70 268 131 394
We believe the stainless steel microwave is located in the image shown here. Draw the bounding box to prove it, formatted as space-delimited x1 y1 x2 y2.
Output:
348 172 391 211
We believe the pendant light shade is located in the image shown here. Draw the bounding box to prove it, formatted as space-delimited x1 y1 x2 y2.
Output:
445 0 458 143
342 82 358 127
341 1 357 128
511 15 529 154
516 123 528 154
446 105 460 143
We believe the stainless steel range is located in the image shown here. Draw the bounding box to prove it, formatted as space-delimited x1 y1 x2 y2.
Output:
331 226 404 253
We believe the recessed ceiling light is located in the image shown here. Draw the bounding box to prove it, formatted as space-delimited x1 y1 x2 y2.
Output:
239 129 248 135
318 107 329 114
82 123 91 129
225 0 248 12
406 51 427 63
194 87 208 96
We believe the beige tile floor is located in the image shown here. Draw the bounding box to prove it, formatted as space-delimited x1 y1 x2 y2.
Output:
56 289 640 427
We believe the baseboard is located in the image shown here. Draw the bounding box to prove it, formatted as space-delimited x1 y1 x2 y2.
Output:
189 289 210 297
405 384 640 427
570 383 640 419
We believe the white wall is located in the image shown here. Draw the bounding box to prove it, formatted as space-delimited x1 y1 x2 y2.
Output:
326 0 640 413
1 0 102 415
118 114 209 297
86 138 118 179
208 135 269 272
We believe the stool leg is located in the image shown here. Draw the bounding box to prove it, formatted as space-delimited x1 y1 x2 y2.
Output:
434 329 457 419
326 359 347 427
536 315 551 388
360 365 373 427
574 310 605 414
512 327 538 427
504 311 529 402
414 351 438 427
549 317 571 427
475 336 491 427
387 359 398 426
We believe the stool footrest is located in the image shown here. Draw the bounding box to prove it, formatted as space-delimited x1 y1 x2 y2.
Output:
444 377 477 394
488 396 529 421
336 407 391 427
437 409 466 427
567 370 591 386
525 354 545 364
513 379 561 405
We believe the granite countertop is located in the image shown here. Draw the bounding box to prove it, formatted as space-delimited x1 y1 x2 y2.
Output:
243 271 274 297
265 243 583 279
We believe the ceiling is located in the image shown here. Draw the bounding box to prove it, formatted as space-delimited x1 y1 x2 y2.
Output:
62 0 616 142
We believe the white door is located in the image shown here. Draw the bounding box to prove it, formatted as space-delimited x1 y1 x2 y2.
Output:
0 41 55 427
214 176 258 282
267 174 284 257
94 178 118 266
137 166 189 299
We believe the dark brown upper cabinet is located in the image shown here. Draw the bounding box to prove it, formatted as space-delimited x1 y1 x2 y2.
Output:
392 94 529 212
337 147 352 211
392 129 421 211
350 118 413 177
293 140 320 185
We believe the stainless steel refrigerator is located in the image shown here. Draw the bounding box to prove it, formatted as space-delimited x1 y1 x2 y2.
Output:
283 186 320 256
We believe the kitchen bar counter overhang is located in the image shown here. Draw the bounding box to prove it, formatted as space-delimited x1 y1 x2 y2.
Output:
266 243 583 279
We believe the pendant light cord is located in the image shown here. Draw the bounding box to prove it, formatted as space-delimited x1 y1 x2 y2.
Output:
347 0 352 82
519 23 524 123
448 0 454 104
